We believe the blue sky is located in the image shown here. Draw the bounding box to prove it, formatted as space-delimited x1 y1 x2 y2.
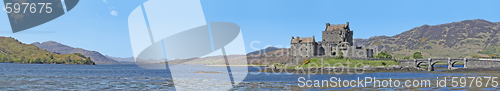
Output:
0 0 499 58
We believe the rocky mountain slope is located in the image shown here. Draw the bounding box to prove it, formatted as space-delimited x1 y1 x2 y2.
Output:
0 37 94 65
354 19 500 58
32 41 119 64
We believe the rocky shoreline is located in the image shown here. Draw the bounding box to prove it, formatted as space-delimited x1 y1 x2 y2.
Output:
257 65 426 74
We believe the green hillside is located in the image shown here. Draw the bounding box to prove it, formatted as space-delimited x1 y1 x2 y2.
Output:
0 37 95 65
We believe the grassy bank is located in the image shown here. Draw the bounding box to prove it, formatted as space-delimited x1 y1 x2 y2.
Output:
292 58 398 68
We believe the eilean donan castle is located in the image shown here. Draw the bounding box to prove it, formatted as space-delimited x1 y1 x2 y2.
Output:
290 22 374 64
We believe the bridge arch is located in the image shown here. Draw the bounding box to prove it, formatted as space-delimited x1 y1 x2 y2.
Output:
430 60 448 66
450 60 465 68
416 61 426 68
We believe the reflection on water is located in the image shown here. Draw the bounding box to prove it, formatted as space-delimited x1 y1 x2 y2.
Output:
433 64 464 71
433 64 464 68
0 63 497 90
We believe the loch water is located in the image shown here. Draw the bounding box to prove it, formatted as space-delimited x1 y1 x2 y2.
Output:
0 63 497 90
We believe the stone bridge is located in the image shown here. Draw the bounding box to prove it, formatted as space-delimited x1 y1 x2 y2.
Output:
399 58 500 71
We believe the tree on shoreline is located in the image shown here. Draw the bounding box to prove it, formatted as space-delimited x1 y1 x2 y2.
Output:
413 52 423 59
374 51 392 59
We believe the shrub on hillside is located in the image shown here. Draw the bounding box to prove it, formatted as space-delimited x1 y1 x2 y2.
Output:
300 59 310 65
403 56 410 59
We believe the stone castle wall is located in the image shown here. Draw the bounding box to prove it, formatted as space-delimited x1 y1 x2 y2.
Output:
290 22 373 65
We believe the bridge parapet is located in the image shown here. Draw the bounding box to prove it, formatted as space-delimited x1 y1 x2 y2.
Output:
467 58 500 68
398 58 472 71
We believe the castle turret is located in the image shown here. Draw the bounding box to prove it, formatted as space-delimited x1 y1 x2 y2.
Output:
313 35 315 41
325 23 330 31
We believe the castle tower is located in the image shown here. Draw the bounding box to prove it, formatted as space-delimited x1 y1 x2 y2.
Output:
322 22 352 46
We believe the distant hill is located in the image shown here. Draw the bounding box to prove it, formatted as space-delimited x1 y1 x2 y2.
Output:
246 46 279 55
246 47 290 65
32 41 119 64
0 37 94 65
353 19 500 58
111 46 290 65
167 46 289 65
105 55 135 64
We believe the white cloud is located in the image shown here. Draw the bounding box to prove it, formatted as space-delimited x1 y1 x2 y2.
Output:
103 0 107 3
110 10 118 16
